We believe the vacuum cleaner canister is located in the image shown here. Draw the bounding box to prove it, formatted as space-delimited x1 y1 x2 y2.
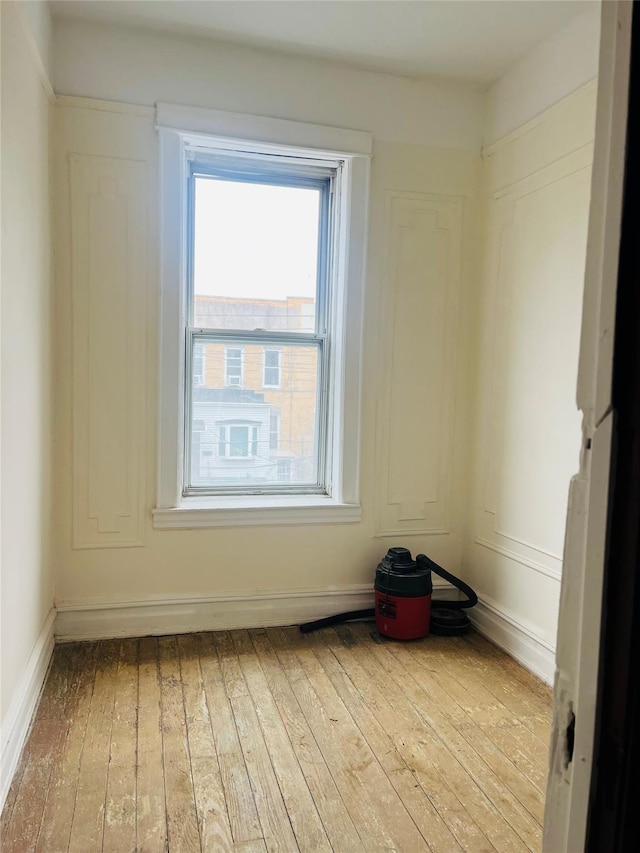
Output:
298 548 477 638
374 547 433 640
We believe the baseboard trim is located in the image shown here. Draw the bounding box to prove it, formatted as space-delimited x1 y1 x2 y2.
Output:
55 585 383 642
1 608 56 811
469 597 556 685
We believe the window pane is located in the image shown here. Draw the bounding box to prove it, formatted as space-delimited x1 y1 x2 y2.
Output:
277 459 292 481
264 348 281 387
269 411 280 451
189 343 320 489
193 177 321 332
229 426 249 457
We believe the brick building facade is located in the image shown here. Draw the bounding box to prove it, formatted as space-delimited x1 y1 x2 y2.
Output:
190 295 318 486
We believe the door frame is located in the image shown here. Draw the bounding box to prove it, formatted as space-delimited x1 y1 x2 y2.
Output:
544 2 633 849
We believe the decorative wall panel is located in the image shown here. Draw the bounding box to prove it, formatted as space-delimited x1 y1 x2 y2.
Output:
476 144 593 578
375 192 462 536
70 154 147 548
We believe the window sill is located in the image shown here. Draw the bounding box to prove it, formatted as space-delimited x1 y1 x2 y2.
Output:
152 496 362 529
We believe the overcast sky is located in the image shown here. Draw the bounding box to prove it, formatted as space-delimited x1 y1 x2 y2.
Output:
194 177 319 301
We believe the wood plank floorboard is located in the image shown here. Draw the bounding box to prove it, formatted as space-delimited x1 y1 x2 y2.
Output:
1 627 552 852
136 637 167 853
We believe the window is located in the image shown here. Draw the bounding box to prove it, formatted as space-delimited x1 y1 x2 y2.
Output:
155 106 370 526
217 423 259 458
269 411 280 452
185 152 331 495
276 459 293 482
193 343 205 385
224 346 243 387
263 349 281 388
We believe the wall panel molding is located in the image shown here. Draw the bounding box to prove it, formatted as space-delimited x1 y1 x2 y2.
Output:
374 191 463 537
466 82 597 656
483 80 597 192
70 153 147 548
56 95 155 117
477 146 592 567
474 537 561 582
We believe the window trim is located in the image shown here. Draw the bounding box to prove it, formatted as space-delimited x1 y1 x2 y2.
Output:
155 105 371 527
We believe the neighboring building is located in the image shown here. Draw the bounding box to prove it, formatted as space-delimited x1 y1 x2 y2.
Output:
194 293 315 333
190 295 318 486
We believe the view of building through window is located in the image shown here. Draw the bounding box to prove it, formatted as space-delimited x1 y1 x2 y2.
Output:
186 170 329 492
190 303 319 487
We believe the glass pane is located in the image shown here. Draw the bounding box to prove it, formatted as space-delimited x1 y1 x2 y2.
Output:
264 367 279 386
189 342 320 489
269 412 279 451
193 176 321 332
229 426 248 457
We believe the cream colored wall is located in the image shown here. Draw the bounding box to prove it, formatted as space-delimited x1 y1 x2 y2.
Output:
1 1 54 723
51 13 599 665
464 81 598 661
52 19 483 150
52 23 480 611
484 3 600 146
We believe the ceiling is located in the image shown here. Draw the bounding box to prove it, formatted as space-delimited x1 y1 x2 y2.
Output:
49 0 595 86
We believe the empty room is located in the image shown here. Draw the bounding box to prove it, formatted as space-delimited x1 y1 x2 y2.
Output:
1 0 632 850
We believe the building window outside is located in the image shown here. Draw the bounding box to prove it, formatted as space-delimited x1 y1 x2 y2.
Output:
193 342 206 385
224 346 243 387
269 411 280 452
217 424 259 459
276 459 292 482
263 348 282 388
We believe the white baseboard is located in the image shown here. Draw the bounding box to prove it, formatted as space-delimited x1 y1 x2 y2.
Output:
54 579 456 642
1 607 56 811
469 596 556 686
55 585 379 642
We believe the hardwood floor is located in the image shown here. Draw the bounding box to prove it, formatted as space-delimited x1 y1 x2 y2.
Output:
0 625 552 852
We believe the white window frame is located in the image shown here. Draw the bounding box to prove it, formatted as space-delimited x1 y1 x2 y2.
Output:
263 348 282 389
186 161 330 497
224 345 244 388
154 104 371 528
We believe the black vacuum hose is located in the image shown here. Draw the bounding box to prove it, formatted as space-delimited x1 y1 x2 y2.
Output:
298 554 477 634
416 554 478 610
298 608 375 634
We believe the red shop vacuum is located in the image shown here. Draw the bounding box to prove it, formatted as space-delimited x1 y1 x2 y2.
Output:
299 547 477 639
